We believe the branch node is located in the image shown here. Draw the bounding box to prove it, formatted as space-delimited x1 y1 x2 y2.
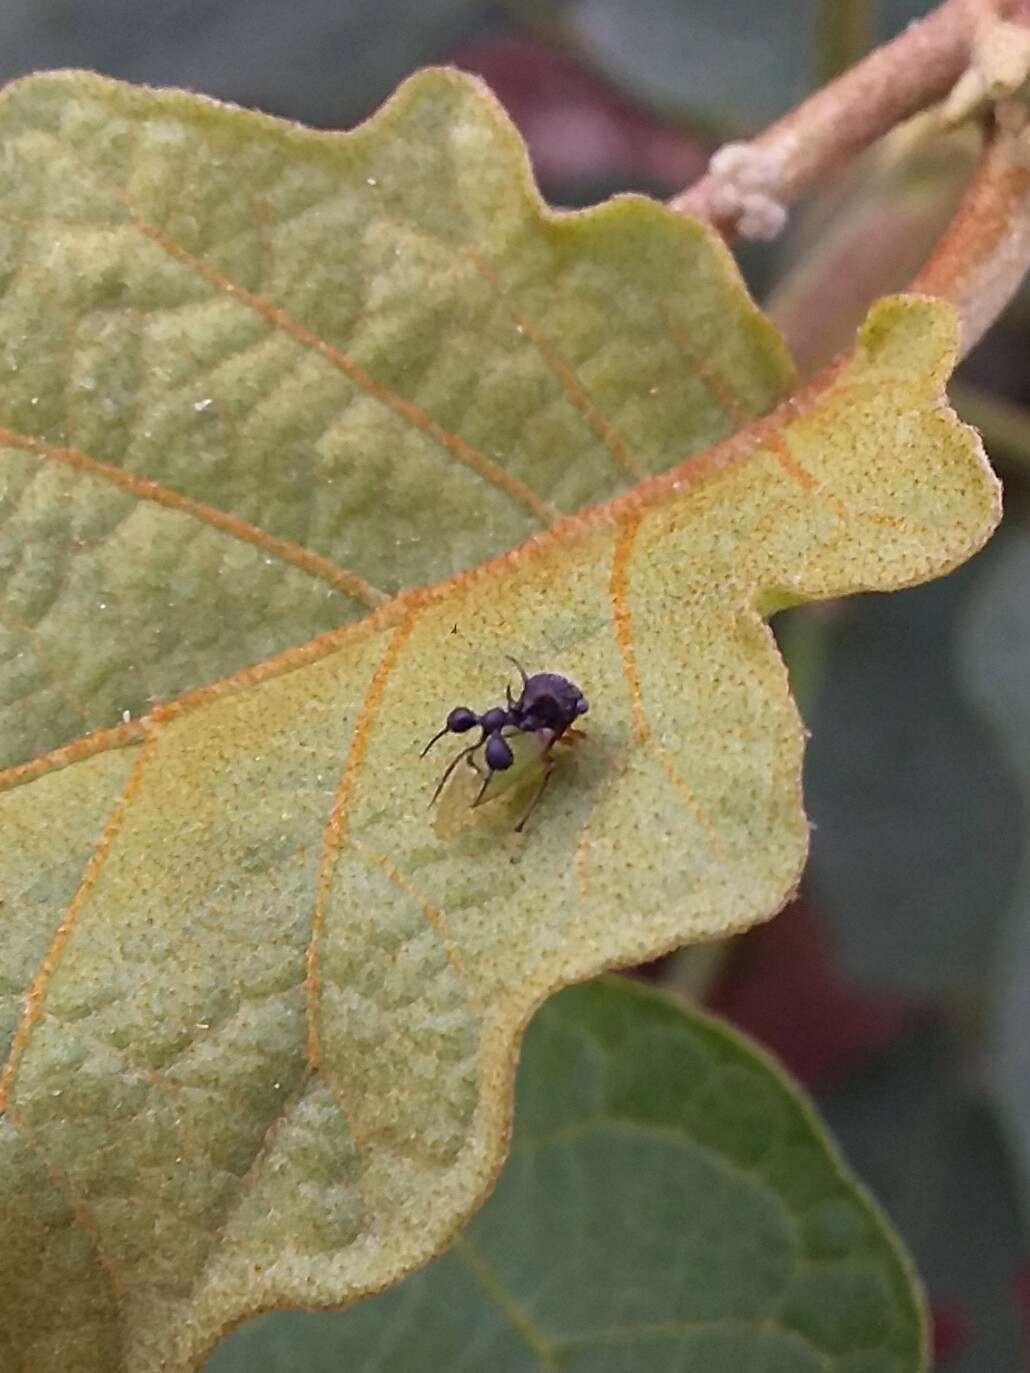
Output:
704 140 793 241
943 15 1030 123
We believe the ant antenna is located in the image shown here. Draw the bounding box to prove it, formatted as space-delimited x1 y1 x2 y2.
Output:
514 757 556 832
505 655 529 691
419 728 451 758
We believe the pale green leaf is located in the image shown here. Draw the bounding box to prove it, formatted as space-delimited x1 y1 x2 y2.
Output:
0 67 791 770
208 977 926 1373
0 68 999 1372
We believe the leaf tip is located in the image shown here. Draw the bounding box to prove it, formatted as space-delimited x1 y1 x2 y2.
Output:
855 293 960 388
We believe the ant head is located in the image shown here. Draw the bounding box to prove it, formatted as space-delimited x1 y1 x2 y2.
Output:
446 706 478 733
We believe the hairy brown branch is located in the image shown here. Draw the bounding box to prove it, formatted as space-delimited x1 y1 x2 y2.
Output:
913 107 1030 355
670 0 1025 238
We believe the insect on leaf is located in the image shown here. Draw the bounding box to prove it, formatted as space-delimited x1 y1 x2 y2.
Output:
0 68 998 1372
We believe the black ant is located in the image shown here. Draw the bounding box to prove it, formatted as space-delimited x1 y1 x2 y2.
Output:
421 659 588 832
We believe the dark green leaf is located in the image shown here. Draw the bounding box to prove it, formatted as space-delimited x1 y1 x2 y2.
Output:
805 556 1022 995
208 977 926 1373
959 528 1030 1221
822 1026 1029 1373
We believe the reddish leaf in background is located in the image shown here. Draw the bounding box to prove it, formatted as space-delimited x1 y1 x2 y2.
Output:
930 1300 970 1364
708 900 914 1091
450 36 707 193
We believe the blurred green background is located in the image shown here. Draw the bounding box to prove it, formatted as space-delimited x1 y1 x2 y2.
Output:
3 3 1028 1369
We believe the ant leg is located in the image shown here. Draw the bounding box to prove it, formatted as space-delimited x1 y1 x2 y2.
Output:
471 771 494 809
513 757 555 833
428 742 480 807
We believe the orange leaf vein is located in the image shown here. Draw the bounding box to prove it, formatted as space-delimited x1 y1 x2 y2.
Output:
0 426 387 609
609 513 724 854
305 611 420 1072
659 303 754 429
466 247 646 482
0 731 157 1111
352 841 481 1010
4 1104 130 1318
128 213 559 528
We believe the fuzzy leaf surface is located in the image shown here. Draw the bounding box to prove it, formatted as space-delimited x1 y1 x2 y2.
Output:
0 67 791 769
0 68 998 1372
